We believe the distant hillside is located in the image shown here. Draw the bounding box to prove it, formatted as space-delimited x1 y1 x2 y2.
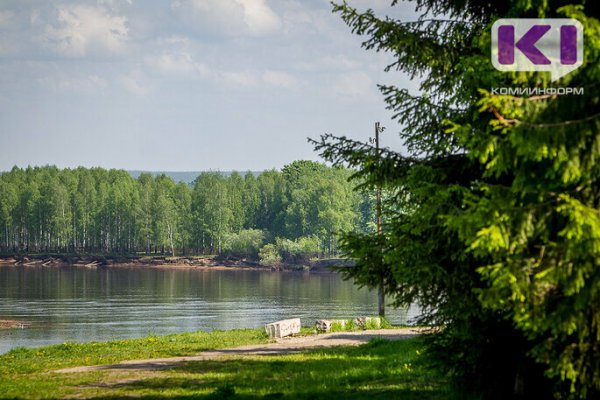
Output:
127 170 262 184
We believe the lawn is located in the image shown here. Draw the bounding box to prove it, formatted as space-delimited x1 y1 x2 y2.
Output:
0 330 447 399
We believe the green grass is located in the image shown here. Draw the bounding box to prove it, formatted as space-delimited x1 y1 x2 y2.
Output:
327 317 392 333
0 329 269 373
0 330 447 399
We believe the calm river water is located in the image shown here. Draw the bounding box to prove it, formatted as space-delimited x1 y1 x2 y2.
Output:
0 265 419 354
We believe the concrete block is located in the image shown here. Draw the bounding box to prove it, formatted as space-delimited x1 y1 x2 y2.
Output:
265 318 301 338
316 319 332 332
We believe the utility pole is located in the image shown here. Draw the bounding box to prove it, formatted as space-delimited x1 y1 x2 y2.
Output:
372 122 386 317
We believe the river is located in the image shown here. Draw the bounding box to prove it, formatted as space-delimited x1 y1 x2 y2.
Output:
0 265 419 354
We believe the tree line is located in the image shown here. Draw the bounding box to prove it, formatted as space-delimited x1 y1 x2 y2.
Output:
0 161 370 260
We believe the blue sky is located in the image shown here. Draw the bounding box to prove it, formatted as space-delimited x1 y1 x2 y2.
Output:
0 0 420 171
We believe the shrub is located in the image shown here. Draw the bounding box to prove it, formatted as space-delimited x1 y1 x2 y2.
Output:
297 236 321 259
275 236 321 264
222 229 265 258
258 243 281 266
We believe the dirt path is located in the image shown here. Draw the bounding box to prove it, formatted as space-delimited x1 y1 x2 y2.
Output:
55 328 421 374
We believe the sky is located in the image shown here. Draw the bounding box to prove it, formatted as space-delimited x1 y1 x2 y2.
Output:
0 0 421 172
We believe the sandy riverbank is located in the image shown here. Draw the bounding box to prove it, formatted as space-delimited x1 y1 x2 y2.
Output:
0 255 352 272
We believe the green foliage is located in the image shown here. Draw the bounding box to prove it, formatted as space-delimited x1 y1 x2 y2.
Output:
330 320 348 332
275 236 318 263
259 243 282 266
258 236 323 266
364 318 381 330
222 229 266 258
327 317 387 332
297 236 321 259
242 172 260 229
314 0 600 398
0 162 365 259
192 172 233 254
281 161 360 254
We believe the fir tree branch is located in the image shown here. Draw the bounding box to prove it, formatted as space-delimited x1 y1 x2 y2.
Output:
519 111 600 128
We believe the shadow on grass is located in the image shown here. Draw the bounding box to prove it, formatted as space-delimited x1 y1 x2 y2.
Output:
71 339 447 400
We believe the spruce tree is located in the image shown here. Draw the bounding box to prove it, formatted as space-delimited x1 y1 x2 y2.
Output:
312 0 599 397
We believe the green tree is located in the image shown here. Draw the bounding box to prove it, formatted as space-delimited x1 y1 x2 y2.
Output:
72 168 97 251
255 170 285 234
281 161 331 239
0 163 363 260
242 172 260 229
152 175 178 255
137 173 154 254
311 169 358 255
0 178 17 251
227 172 245 233
280 162 358 254
109 170 139 253
192 173 232 254
312 0 600 398
173 181 192 254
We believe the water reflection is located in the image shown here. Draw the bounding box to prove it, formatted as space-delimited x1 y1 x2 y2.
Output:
0 266 418 354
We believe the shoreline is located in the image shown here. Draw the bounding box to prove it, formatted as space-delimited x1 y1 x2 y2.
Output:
0 254 352 272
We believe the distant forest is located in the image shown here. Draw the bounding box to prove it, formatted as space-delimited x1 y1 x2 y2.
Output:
0 161 374 263
126 170 262 184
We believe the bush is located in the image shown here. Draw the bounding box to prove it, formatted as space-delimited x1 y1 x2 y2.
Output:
222 229 265 258
258 236 323 266
275 236 321 264
258 243 281 266
297 236 320 259
274 238 300 262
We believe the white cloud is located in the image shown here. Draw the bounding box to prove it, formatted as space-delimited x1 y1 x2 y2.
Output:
296 55 360 72
0 1 414 171
152 51 210 76
0 10 21 55
0 42 12 56
218 70 258 87
0 10 16 28
239 0 281 35
331 71 375 100
172 0 281 37
30 9 41 26
120 70 150 96
97 0 134 8
37 73 108 94
262 70 298 89
147 35 210 78
42 5 129 57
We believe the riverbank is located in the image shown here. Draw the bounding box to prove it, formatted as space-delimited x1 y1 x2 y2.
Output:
0 327 446 399
0 254 354 272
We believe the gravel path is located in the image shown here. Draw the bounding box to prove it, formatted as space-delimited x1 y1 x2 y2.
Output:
55 328 422 374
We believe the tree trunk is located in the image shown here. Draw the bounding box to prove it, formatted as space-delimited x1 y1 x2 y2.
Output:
167 221 175 257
